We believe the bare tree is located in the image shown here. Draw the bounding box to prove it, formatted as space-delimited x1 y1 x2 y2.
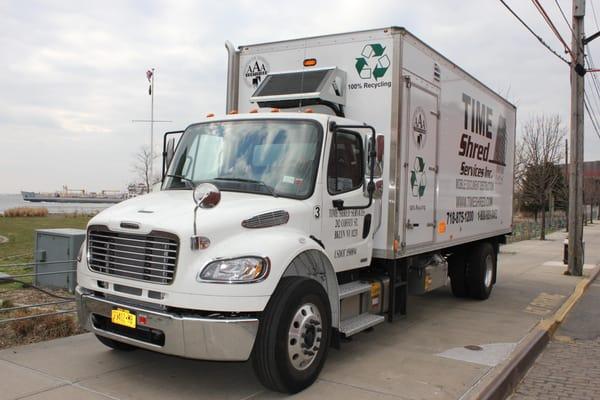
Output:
513 140 527 212
132 146 159 193
520 114 566 239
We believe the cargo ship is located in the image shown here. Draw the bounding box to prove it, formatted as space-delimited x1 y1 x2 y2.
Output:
21 185 146 204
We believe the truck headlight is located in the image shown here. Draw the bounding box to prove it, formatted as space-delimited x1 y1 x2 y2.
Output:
198 257 270 283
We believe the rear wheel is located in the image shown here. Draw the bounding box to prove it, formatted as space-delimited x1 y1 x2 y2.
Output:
252 277 331 393
467 242 496 300
448 252 469 298
95 334 137 351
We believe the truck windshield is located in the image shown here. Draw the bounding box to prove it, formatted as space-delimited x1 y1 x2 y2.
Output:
163 119 322 199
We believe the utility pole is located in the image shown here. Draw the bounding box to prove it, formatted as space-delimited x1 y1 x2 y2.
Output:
150 68 155 180
568 0 585 276
565 138 568 232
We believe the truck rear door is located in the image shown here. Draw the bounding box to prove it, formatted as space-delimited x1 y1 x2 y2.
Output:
403 76 439 247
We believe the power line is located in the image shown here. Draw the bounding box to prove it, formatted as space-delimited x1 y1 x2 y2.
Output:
531 0 575 60
553 0 574 36
585 50 600 110
591 0 600 31
498 0 571 65
584 92 600 139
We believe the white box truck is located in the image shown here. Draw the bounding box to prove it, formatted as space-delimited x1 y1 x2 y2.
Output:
76 27 516 393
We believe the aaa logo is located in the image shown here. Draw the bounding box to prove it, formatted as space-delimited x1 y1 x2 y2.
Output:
355 44 390 81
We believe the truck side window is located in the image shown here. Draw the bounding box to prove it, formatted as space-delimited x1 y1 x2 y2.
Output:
327 130 364 194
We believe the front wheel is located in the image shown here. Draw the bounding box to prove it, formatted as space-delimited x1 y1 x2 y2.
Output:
252 277 331 393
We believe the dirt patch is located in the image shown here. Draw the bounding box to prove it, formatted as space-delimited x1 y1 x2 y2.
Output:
0 287 84 349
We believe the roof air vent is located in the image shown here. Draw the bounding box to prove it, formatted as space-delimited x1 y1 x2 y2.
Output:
250 67 346 116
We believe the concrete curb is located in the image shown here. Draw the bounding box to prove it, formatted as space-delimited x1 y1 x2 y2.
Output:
466 265 600 400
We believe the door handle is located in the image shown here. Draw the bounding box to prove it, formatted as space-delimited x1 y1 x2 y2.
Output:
406 220 420 229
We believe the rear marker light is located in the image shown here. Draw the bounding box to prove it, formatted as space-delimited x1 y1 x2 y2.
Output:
303 58 317 67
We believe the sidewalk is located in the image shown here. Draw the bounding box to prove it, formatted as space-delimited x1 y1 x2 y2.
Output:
510 275 600 400
1 225 599 400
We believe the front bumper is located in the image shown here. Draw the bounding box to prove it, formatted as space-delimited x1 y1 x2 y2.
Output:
76 286 259 361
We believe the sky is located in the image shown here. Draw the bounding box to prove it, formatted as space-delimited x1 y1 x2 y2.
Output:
1 0 600 193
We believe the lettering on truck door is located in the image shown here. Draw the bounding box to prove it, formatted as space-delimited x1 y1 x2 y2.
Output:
403 78 439 247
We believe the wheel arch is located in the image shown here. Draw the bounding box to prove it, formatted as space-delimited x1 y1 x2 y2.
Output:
282 249 340 328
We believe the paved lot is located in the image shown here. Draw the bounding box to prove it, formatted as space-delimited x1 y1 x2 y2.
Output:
511 277 600 400
1 225 600 400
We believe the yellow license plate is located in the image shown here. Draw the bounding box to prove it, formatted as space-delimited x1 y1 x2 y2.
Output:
111 308 136 329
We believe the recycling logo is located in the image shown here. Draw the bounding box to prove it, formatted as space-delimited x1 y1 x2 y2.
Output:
355 44 390 80
410 156 427 199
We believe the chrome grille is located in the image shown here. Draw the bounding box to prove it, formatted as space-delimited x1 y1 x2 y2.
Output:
87 227 179 285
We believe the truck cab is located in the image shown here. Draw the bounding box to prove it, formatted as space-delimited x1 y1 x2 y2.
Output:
77 112 385 393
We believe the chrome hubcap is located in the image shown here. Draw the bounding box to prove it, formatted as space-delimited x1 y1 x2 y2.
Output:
287 303 322 371
484 254 493 288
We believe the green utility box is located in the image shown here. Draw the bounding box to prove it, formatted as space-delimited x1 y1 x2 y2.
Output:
34 228 86 293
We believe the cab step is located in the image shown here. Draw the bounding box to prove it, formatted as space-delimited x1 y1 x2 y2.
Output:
338 281 371 300
339 313 385 337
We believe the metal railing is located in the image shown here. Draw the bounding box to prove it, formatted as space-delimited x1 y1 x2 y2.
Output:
0 258 77 324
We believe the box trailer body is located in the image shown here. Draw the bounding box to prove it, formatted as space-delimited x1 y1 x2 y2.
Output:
76 27 516 394
231 27 516 260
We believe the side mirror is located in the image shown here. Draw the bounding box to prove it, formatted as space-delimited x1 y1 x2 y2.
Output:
376 134 384 163
193 183 221 209
162 130 184 179
165 138 176 172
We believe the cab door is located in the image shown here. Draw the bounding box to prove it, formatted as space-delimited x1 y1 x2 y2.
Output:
403 77 439 247
321 124 375 272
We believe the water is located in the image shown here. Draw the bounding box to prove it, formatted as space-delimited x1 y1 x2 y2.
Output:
0 193 113 215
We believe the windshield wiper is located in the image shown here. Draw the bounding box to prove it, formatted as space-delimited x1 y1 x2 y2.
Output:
214 177 279 197
165 174 194 188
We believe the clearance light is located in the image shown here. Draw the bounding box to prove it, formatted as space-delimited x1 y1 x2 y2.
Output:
206 113 215 118
249 108 259 113
270 108 280 113
438 221 447 234
304 108 314 113
228 110 238 115
393 239 399 253
303 58 317 67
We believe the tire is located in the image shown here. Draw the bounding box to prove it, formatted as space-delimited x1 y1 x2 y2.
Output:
95 334 137 351
252 277 331 393
466 242 496 300
448 251 469 298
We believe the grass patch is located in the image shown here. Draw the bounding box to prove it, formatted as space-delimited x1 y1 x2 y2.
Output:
3 207 49 217
0 214 91 265
0 214 91 289
0 215 90 348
